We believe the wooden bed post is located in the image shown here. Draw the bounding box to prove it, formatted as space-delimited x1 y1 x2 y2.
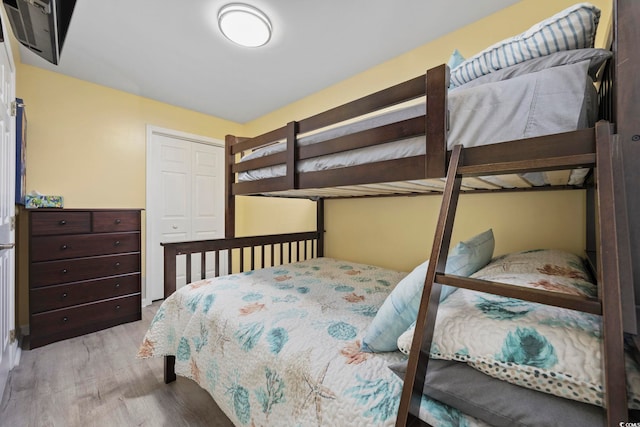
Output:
163 243 178 383
316 198 324 257
425 64 448 179
225 134 236 238
163 244 177 299
595 121 629 424
286 121 299 190
164 356 176 384
614 0 640 334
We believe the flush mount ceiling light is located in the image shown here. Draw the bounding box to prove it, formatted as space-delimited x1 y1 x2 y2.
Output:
218 3 272 47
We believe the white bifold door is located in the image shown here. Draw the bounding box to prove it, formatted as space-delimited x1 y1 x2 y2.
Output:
146 128 225 302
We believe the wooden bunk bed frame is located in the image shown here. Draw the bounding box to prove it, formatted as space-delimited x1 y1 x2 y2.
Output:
160 1 638 424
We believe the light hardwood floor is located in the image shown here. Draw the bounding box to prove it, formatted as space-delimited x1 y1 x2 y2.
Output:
0 302 234 427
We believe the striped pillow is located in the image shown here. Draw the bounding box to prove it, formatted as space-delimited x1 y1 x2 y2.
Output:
450 3 601 87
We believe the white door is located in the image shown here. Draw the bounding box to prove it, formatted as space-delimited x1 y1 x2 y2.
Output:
146 127 225 302
0 16 16 402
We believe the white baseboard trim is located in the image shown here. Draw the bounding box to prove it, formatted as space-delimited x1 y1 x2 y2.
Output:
13 345 21 368
141 275 151 307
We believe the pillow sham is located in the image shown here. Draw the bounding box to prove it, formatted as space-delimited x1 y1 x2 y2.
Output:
450 3 601 87
396 249 640 409
361 229 494 353
388 359 605 427
457 48 611 90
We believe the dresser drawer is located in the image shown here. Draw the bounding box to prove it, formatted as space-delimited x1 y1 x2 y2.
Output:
31 212 91 236
30 294 141 339
30 273 140 313
31 232 140 262
93 211 141 233
30 253 141 288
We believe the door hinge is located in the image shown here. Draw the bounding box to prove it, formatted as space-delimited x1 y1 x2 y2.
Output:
28 0 52 14
10 101 25 117
9 329 16 344
10 216 15 231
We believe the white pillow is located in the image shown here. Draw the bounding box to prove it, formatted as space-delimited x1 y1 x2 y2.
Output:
361 229 494 353
450 3 601 87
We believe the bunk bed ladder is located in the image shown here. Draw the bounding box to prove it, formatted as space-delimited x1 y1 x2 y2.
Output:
396 144 464 426
396 123 629 426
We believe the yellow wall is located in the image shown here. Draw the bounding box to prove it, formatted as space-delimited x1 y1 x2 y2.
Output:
17 63 241 207
17 62 317 233
325 190 586 272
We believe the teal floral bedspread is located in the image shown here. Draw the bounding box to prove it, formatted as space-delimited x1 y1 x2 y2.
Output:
138 258 489 426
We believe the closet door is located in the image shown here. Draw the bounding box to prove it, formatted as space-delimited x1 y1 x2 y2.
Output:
146 129 225 302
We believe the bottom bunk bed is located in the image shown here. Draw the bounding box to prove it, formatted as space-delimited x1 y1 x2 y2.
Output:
138 122 634 426
139 245 639 426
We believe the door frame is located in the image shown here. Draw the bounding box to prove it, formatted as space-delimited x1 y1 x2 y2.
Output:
145 125 224 304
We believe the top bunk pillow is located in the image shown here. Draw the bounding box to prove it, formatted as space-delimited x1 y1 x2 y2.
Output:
456 48 611 90
447 49 466 70
450 3 601 87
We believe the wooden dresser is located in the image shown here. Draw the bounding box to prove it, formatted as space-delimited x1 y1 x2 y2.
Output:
28 209 142 348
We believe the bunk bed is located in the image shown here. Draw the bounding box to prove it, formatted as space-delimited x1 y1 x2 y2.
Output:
139 1 638 425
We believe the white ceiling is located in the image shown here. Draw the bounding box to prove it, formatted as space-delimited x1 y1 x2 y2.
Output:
18 0 520 123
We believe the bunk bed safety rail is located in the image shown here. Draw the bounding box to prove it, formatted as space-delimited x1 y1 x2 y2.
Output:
229 74 430 157
161 231 321 299
227 65 449 196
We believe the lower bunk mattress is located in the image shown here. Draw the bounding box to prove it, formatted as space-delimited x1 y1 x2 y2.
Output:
138 255 640 426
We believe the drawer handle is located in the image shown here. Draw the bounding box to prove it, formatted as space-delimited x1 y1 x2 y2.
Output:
59 220 67 225
115 283 121 289
62 292 68 298
115 305 121 310
62 316 68 322
61 244 68 250
62 269 68 274
114 219 122 225
115 262 121 268
114 241 121 246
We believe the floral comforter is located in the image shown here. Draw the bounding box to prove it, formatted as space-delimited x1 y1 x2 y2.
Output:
138 257 488 427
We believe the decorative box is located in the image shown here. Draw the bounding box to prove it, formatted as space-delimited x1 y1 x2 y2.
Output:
25 195 64 209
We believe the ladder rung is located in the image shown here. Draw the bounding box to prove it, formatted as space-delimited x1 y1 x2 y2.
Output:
436 273 602 315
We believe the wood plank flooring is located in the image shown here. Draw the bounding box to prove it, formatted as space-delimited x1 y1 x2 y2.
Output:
0 302 234 427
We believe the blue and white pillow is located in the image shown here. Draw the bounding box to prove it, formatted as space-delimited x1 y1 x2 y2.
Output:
361 229 494 352
450 3 601 87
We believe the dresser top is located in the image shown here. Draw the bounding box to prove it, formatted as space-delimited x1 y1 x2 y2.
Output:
28 208 144 212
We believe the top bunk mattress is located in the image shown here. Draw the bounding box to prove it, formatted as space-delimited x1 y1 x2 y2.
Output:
238 59 598 193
